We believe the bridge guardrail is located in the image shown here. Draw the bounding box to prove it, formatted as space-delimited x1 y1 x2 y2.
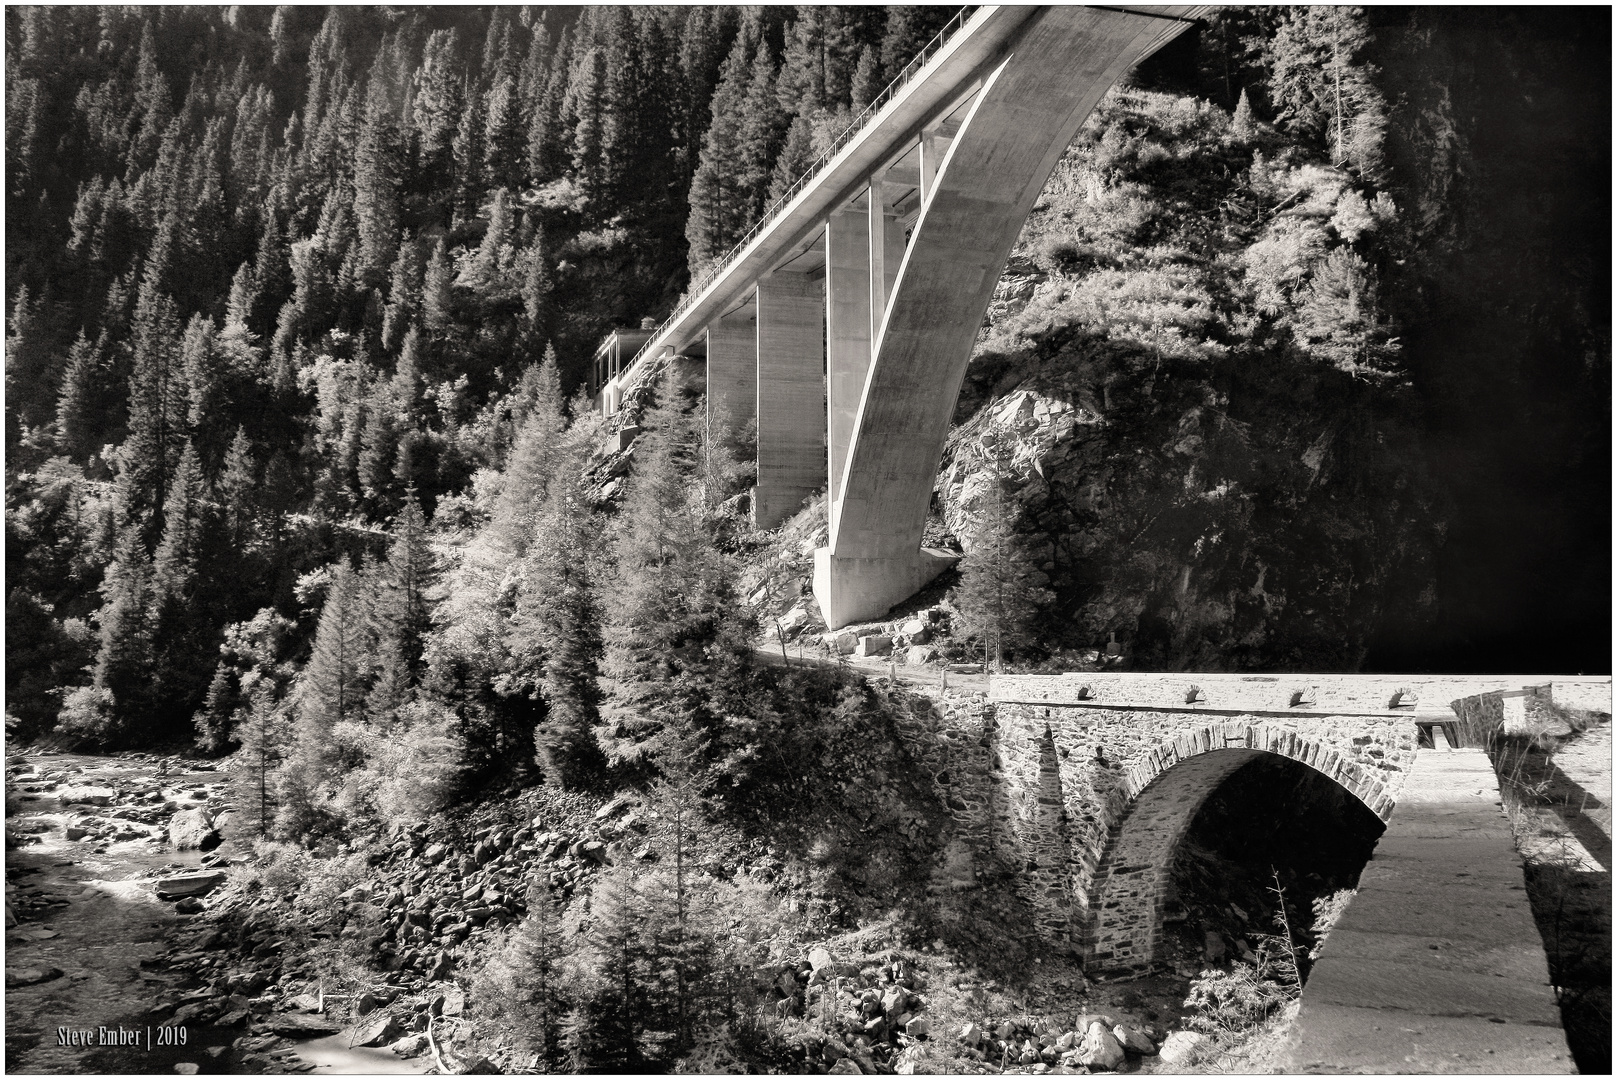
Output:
616 5 978 389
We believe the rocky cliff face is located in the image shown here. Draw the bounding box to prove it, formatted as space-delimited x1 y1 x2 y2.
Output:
934 89 1443 670
1366 8 1610 671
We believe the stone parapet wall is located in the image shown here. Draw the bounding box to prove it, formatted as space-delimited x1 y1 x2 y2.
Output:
991 672 1609 718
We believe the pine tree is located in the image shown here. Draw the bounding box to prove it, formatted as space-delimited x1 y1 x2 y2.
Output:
178 314 221 463
768 113 817 204
513 439 607 789
879 7 955 83
603 369 756 770
405 40 458 230
1294 247 1400 379
6 283 59 430
850 45 881 112
467 186 517 295
954 459 1054 669
219 426 257 549
489 345 563 556
520 229 554 342
90 520 154 740
1232 87 1257 137
527 26 574 185
509 877 569 1068
149 440 216 728
736 38 787 226
294 559 373 746
230 686 290 841
373 490 436 680
685 25 758 276
422 237 454 331
123 276 188 528
572 865 647 1072
451 74 487 225
353 45 407 291
381 237 426 352
483 70 527 193
55 329 111 462
1265 6 1387 179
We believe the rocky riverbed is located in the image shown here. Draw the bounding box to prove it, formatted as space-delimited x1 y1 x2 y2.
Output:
4 750 242 1073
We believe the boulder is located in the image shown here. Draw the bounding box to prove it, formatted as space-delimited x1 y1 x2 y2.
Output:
808 947 833 972
154 871 226 899
900 618 929 640
905 646 936 666
829 1058 864 1074
1113 1024 1156 1055
5 966 64 988
855 634 893 658
174 897 205 914
389 1033 429 1058
59 786 115 807
824 631 858 655
64 826 90 841
905 1016 930 1038
350 1013 403 1047
1077 1022 1125 1071
167 808 220 851
265 1013 342 1038
958 1023 982 1046
1157 1031 1206 1066
423 844 448 864
779 607 810 638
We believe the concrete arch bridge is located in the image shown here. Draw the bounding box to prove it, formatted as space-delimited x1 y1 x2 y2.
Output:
594 5 1207 628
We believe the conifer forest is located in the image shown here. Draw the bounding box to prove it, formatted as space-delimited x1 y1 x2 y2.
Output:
3 6 1610 1075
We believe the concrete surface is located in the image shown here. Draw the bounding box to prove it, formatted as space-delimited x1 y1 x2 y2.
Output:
1285 750 1574 1074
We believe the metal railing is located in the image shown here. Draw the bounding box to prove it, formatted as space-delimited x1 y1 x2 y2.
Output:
616 5 979 389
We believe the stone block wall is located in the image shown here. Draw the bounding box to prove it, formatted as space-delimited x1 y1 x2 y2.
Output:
985 673 1609 974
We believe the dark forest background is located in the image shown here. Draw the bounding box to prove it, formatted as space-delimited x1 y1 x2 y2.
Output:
5 6 1609 757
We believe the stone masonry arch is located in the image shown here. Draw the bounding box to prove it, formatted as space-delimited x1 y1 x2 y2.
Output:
1078 723 1395 973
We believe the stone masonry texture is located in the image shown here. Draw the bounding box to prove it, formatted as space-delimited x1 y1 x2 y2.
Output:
985 673 1611 974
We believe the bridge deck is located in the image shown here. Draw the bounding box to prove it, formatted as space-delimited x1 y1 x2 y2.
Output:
1285 749 1574 1073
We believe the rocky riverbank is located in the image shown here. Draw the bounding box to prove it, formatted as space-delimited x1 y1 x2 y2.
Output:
4 750 238 1073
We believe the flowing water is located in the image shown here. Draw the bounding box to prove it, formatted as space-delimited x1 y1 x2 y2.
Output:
5 751 239 1074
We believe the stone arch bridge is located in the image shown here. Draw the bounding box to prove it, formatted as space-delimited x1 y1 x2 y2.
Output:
982 673 1572 974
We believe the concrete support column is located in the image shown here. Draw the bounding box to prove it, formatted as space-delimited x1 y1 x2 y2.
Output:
868 177 905 345
754 270 825 530
814 547 958 629
826 202 872 505
705 308 756 445
918 128 947 210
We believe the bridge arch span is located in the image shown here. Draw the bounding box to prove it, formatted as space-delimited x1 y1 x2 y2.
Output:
1077 724 1398 973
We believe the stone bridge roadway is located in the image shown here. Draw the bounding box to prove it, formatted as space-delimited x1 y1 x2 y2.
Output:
1283 748 1573 1073
986 673 1609 971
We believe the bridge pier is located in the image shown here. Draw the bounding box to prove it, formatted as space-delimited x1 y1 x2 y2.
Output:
705 307 756 444
813 548 958 630
826 202 872 506
595 6 1203 622
754 270 825 529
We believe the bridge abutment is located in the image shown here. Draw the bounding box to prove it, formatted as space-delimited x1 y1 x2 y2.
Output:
812 547 958 630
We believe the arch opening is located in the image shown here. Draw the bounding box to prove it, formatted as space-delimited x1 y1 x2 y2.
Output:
1164 754 1386 982
1080 738 1389 976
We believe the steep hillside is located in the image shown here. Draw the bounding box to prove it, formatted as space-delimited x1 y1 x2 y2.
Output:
925 88 1438 670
